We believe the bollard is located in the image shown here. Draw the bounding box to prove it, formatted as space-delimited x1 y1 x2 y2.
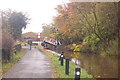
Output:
60 54 64 66
65 58 69 75
75 67 81 80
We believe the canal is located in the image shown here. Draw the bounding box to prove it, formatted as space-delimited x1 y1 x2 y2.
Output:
64 52 118 78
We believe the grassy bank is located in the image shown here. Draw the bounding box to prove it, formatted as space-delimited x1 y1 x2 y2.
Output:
38 46 94 79
2 49 25 77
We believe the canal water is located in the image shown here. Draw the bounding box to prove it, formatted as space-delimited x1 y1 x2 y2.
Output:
64 52 118 78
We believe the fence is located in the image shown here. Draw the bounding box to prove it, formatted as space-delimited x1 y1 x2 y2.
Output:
2 44 22 62
13 44 21 53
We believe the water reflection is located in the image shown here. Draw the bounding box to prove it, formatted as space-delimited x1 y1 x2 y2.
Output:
64 52 118 78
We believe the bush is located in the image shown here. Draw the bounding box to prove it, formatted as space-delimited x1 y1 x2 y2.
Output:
80 34 100 54
2 31 14 62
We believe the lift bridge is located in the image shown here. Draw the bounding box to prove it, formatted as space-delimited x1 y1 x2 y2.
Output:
42 40 61 49
45 41 57 46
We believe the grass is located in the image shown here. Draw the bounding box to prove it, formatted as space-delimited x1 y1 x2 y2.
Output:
2 49 25 77
38 46 94 79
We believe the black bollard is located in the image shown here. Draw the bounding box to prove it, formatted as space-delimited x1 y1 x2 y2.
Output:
75 67 81 80
65 58 69 75
59 52 64 61
60 54 64 66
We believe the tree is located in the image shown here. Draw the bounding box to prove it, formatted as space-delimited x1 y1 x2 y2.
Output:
2 31 14 61
1 10 29 40
41 2 118 55
22 32 38 41
9 12 29 40
41 23 54 37
1 9 30 61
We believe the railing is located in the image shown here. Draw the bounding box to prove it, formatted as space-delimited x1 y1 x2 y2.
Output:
2 44 22 61
13 44 21 53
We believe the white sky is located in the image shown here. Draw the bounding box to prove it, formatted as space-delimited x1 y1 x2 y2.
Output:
1 0 118 34
0 0 68 33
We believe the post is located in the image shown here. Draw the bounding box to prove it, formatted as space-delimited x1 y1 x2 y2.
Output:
65 58 69 75
75 67 81 80
60 54 64 66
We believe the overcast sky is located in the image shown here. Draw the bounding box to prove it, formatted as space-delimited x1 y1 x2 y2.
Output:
0 0 68 33
0 0 118 33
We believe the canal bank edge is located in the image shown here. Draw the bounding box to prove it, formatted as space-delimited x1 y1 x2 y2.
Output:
37 46 94 78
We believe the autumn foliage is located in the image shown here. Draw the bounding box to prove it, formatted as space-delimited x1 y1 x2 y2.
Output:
41 2 118 55
2 31 14 61
1 10 29 61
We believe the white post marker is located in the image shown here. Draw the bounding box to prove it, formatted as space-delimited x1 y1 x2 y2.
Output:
75 67 81 80
61 55 63 57
76 71 80 75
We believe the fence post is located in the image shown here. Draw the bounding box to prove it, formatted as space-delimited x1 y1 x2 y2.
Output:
75 67 81 80
65 58 69 75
